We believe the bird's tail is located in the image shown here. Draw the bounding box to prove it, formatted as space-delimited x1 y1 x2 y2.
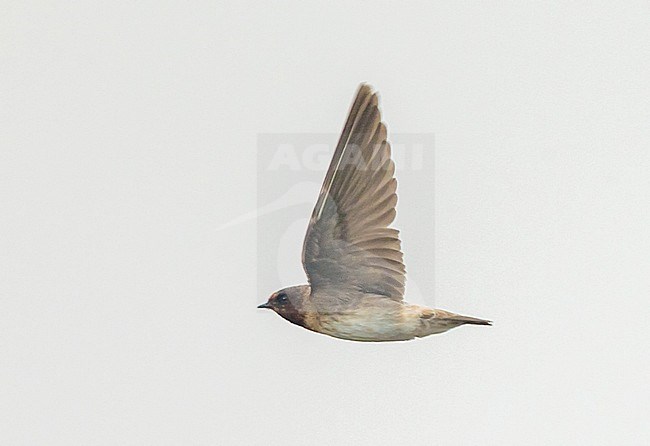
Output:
429 309 492 326
415 308 491 337
444 315 492 326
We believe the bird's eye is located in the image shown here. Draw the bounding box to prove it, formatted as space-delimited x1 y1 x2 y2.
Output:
277 293 288 303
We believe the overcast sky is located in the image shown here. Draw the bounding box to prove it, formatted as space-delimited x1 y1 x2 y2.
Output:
2 2 649 445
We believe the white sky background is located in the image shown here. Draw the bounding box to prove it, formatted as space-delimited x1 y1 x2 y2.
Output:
1 2 649 445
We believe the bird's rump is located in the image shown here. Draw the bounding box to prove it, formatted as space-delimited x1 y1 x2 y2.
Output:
302 84 406 304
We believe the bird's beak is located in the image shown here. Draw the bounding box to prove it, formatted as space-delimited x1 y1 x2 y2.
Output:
257 302 271 309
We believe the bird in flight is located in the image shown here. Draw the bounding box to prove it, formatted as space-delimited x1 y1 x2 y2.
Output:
258 84 491 341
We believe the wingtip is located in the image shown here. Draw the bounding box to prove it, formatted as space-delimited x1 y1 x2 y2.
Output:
357 82 376 96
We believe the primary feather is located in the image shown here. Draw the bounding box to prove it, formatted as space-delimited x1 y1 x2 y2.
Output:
302 84 405 305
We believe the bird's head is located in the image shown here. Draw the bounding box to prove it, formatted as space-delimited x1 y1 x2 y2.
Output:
257 285 310 326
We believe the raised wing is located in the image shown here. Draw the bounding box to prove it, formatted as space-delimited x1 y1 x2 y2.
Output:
301 84 405 302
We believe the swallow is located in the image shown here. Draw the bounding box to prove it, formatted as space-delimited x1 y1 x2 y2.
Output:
258 84 491 341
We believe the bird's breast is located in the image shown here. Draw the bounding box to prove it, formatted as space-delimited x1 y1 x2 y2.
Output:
316 303 421 342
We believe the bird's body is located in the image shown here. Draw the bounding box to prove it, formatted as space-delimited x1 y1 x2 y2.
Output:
261 285 490 342
258 84 491 341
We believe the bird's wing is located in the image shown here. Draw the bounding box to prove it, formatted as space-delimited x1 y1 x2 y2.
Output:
301 84 405 303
